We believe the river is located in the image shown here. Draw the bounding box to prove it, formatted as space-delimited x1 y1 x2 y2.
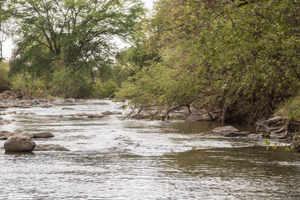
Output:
0 100 300 199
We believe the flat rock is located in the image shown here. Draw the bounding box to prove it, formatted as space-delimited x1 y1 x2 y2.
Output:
87 114 105 118
0 136 8 140
4 136 36 152
212 126 239 133
93 102 109 105
224 131 249 137
21 133 35 138
185 113 211 121
0 131 15 138
33 144 70 151
33 132 55 138
62 107 74 110
101 111 122 115
41 104 53 108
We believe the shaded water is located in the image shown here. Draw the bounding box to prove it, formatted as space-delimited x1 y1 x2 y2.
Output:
0 100 300 199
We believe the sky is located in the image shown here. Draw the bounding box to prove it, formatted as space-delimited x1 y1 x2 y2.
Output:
1 0 155 61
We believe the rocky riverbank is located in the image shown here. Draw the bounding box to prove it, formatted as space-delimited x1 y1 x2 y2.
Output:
1 90 299 153
126 104 300 152
0 90 125 152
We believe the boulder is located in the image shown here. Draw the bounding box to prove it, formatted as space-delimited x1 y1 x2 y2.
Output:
33 132 55 138
224 131 249 137
34 144 70 151
4 136 36 152
212 126 239 133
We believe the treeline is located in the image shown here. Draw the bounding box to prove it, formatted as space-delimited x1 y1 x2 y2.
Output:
115 0 300 123
0 0 144 98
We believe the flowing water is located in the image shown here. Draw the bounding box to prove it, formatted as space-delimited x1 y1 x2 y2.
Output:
0 100 300 199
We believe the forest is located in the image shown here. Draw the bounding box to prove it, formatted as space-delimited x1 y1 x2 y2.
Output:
1 0 300 124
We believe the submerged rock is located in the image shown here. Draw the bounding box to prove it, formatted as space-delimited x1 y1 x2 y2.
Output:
87 114 105 118
41 104 53 108
224 131 249 137
62 107 74 110
291 141 300 151
34 144 70 151
101 111 122 115
93 102 109 105
212 126 239 133
185 113 211 121
4 136 36 152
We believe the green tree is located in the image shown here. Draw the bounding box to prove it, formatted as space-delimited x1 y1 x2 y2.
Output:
117 0 300 123
2 0 144 97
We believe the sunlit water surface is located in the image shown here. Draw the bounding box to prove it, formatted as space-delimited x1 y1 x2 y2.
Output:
0 100 300 199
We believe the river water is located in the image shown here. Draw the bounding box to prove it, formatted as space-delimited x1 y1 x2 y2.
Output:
0 100 300 199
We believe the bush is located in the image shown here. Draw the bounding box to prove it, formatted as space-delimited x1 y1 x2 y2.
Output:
275 97 300 119
49 62 93 98
10 73 46 97
0 62 11 92
93 79 118 99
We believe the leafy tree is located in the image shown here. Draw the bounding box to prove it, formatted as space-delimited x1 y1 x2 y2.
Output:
3 0 144 78
117 0 300 123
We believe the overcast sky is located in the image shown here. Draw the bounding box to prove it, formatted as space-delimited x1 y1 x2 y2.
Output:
1 0 155 61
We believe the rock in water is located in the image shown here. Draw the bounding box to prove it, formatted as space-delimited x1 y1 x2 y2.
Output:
291 141 300 151
93 102 109 105
212 126 239 133
224 131 249 137
87 114 105 118
4 136 36 152
33 132 55 138
34 144 70 151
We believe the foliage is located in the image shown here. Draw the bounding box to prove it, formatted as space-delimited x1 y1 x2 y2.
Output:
275 96 300 119
93 79 118 99
117 0 300 123
5 0 144 74
1 0 145 98
10 73 46 97
263 139 296 151
0 62 11 92
49 60 93 98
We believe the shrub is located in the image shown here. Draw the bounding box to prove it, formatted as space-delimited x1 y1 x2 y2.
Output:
0 62 11 92
10 73 46 97
275 96 300 119
49 62 93 98
93 79 118 99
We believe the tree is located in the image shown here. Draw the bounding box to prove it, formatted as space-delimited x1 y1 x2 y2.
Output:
117 0 300 123
3 0 144 77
